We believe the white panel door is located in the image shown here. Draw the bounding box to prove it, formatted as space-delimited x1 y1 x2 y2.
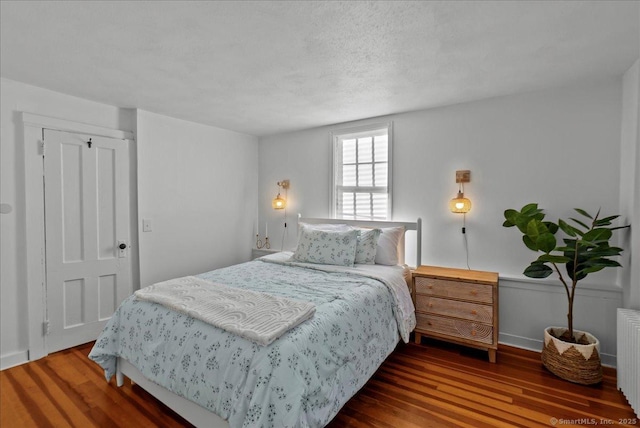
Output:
44 129 131 353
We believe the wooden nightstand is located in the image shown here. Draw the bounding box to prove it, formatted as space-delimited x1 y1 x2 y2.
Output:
412 265 499 363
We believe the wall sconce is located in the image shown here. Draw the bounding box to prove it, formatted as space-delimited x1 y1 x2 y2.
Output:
272 180 289 210
449 170 471 213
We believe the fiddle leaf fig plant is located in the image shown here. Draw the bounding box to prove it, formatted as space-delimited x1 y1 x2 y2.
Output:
503 204 629 343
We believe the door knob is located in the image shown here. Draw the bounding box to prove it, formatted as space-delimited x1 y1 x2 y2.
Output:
119 243 127 250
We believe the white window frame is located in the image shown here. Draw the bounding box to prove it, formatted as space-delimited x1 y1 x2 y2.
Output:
330 122 393 220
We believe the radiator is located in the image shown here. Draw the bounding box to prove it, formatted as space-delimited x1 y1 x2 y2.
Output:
617 308 640 416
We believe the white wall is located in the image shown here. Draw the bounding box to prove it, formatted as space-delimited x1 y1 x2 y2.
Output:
0 78 135 369
259 79 627 365
620 59 640 310
136 110 258 287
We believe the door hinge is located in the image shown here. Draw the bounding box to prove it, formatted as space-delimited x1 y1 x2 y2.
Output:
39 140 45 156
43 320 50 336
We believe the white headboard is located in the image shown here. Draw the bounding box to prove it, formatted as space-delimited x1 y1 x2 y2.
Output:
297 214 422 268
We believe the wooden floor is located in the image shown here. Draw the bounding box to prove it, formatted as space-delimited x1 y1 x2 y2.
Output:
1 339 637 427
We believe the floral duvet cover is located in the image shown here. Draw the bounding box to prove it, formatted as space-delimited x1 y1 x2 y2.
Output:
89 254 413 428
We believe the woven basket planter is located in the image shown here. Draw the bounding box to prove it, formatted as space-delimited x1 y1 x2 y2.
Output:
541 327 602 385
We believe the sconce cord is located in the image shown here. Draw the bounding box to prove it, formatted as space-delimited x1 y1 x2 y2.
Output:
463 213 470 270
281 208 287 251
281 187 288 251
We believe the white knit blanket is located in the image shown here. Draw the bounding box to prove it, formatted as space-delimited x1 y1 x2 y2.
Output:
134 276 316 346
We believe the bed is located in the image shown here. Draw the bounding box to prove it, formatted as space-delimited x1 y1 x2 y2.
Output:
89 217 421 428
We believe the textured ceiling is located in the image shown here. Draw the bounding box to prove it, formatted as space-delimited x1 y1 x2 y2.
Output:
1 1 638 137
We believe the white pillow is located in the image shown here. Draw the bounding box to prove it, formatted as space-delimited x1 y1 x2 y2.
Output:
375 226 405 266
293 227 358 266
354 228 381 264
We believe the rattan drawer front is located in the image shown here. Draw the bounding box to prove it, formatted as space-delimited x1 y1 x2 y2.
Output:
416 313 494 345
415 296 493 323
414 276 493 303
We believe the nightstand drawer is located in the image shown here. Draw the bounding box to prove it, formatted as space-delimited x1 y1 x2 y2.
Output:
416 313 494 345
415 276 493 303
415 295 493 323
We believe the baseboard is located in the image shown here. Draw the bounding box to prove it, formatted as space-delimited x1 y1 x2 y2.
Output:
499 333 616 368
0 350 29 371
499 332 543 353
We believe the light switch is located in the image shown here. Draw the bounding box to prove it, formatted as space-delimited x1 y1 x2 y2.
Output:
143 218 153 232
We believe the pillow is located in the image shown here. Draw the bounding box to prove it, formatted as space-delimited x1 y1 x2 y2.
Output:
354 228 381 264
293 227 358 266
375 226 405 266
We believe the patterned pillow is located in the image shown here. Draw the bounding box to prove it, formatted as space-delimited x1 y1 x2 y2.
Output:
354 228 382 264
293 227 358 266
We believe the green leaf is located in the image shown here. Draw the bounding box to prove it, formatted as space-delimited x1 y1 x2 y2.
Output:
610 225 631 231
594 215 620 226
521 203 539 215
515 216 531 234
585 258 622 268
566 261 588 281
568 217 589 230
585 247 622 257
583 228 612 243
524 263 553 278
543 221 559 234
577 240 598 249
558 219 577 237
577 265 605 275
504 208 518 218
574 208 593 219
522 235 538 251
503 209 518 227
536 232 557 254
526 219 548 239
536 254 571 264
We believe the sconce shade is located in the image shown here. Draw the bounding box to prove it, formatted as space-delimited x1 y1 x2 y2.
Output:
272 193 286 210
449 191 471 213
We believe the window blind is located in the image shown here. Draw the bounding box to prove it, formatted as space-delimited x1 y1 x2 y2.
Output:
332 124 391 220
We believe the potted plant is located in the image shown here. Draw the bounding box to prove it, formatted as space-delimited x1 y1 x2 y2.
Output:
502 204 629 384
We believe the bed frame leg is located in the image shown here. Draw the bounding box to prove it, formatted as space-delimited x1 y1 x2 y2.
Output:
116 359 124 387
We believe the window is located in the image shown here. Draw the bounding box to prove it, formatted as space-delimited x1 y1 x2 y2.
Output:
331 123 392 220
